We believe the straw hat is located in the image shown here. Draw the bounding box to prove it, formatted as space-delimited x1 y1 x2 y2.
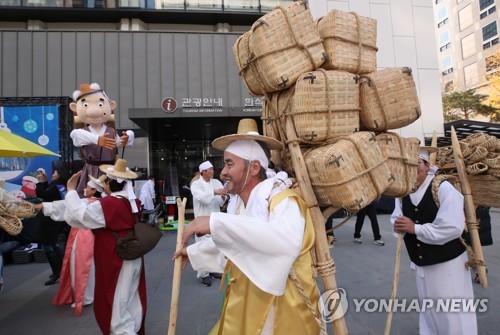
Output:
88 174 107 192
419 146 438 154
99 159 138 180
212 118 283 151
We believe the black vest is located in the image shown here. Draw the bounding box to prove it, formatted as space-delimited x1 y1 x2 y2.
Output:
402 181 465 266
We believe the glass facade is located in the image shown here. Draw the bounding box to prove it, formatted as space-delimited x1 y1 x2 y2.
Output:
0 0 293 10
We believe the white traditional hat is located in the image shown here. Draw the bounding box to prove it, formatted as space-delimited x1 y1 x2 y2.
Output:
199 161 213 172
212 118 282 151
99 159 138 180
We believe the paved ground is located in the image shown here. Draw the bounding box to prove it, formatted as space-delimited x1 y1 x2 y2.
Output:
1 211 499 334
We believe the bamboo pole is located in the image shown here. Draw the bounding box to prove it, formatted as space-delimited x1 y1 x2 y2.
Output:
168 197 188 335
429 130 438 166
384 233 403 335
450 127 487 288
285 117 348 335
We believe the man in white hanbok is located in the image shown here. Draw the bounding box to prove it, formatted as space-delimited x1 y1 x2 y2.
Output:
391 147 477 335
139 175 155 211
190 160 227 287
173 119 323 335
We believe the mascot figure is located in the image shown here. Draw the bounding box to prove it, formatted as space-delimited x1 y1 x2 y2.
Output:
70 83 134 197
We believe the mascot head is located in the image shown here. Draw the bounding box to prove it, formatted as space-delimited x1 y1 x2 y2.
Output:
69 83 116 128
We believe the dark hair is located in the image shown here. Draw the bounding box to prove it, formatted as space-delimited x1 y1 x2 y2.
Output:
148 175 155 180
51 160 70 185
109 179 126 192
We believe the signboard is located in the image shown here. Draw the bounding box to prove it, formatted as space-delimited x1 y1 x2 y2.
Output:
162 97 178 113
0 105 60 199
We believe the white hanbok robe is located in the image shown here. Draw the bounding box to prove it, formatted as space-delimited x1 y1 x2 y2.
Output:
391 174 477 335
139 179 155 210
187 174 305 334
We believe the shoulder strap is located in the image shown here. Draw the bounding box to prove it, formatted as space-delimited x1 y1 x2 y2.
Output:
431 174 459 208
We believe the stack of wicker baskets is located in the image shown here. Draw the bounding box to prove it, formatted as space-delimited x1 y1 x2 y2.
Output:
235 4 423 212
436 132 500 208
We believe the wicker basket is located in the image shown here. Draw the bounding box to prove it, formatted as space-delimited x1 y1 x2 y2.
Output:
316 9 377 74
483 156 500 169
467 162 489 175
0 214 23 236
304 132 393 212
463 132 488 146
0 201 35 218
262 89 294 144
233 0 326 96
289 69 360 143
465 146 488 164
359 67 421 131
376 133 419 197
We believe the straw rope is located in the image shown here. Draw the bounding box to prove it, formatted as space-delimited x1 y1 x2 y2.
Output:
289 268 327 335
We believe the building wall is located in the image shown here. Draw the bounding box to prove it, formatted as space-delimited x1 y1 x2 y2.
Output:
0 30 250 130
434 0 499 94
310 0 445 142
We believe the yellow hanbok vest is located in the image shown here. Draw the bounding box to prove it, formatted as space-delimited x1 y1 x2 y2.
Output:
209 189 321 335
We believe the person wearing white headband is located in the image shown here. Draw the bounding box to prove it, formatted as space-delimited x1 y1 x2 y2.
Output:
40 159 147 335
391 147 477 335
173 119 323 334
190 160 227 287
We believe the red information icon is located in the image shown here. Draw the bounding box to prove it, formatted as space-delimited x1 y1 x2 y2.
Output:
162 97 177 113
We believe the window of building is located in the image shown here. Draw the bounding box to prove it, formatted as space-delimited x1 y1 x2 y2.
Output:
438 18 449 28
443 55 453 70
482 21 498 41
440 43 452 51
437 6 447 21
480 5 497 19
440 30 451 46
480 0 495 11
484 37 500 49
458 5 473 31
464 63 479 87
461 33 477 59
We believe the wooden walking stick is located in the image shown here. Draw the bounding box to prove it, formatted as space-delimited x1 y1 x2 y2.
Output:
450 127 487 288
384 232 403 335
285 116 348 335
168 197 187 335
429 130 438 166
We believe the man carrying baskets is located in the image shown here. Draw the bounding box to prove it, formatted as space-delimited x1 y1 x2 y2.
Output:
391 147 477 335
173 119 323 334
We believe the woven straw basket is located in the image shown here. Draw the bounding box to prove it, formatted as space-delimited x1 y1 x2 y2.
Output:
316 9 377 74
289 69 360 143
0 201 35 218
376 133 419 197
233 0 326 96
360 67 421 131
262 89 294 144
0 214 23 236
304 132 393 212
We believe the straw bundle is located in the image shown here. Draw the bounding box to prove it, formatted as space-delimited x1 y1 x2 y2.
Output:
0 214 23 236
289 69 360 143
316 9 377 74
304 132 393 212
376 133 419 197
233 0 326 96
359 67 421 131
